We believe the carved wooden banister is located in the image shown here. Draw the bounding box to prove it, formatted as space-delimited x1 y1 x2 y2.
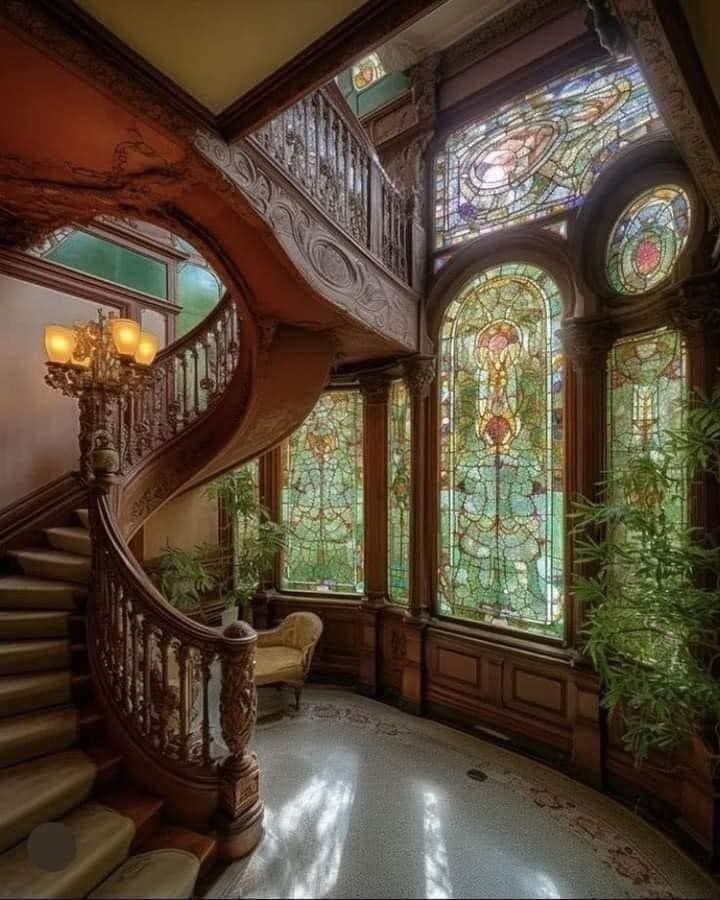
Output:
250 85 414 285
89 487 263 853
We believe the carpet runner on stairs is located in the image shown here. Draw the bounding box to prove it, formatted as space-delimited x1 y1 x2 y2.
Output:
0 508 217 898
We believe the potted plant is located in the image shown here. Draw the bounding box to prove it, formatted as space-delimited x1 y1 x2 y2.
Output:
205 467 287 622
573 387 720 763
145 543 218 622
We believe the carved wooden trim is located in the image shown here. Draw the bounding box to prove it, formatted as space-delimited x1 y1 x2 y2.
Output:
194 133 419 350
615 0 720 223
0 471 86 550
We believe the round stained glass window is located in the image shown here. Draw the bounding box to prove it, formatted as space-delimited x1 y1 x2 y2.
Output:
606 185 691 295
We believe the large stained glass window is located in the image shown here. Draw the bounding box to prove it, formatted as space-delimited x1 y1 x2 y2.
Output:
438 263 565 636
388 380 411 605
607 328 686 523
434 59 659 249
281 391 364 594
606 186 690 295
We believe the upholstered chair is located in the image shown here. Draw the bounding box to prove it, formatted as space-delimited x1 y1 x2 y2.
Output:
254 612 323 709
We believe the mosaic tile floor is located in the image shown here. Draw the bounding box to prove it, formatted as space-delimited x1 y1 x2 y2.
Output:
203 687 717 899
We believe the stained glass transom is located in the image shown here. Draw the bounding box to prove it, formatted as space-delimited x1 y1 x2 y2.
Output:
351 53 386 92
434 59 659 249
388 380 411 605
608 328 686 523
281 391 364 594
438 263 565 636
606 186 690 295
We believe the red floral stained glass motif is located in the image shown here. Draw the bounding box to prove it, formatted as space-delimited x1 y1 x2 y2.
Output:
606 185 690 294
434 58 659 249
438 263 565 637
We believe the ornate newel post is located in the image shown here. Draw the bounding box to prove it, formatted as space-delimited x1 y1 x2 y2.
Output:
358 374 391 696
215 620 264 859
400 356 436 714
559 317 617 787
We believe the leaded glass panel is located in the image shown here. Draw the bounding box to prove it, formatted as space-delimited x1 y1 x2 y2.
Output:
606 186 690 295
434 59 659 249
438 263 565 636
607 328 686 525
351 53 385 92
281 391 364 593
388 380 411 605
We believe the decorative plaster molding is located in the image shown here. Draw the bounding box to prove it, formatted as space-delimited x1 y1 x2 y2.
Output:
194 132 419 350
615 0 720 224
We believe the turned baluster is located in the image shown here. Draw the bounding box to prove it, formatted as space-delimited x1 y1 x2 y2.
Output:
314 94 321 194
215 621 262 856
142 618 152 736
159 635 170 751
129 607 139 714
192 345 200 418
181 353 190 425
120 593 129 712
201 649 214 767
178 643 190 761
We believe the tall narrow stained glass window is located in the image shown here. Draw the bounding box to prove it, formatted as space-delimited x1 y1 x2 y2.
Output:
388 380 411 605
281 391 364 594
606 186 690 295
607 328 687 525
438 263 565 636
434 59 659 249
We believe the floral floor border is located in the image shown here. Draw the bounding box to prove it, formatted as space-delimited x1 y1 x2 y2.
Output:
254 687 717 900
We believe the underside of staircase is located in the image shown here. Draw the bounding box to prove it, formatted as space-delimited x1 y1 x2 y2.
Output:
0 510 216 899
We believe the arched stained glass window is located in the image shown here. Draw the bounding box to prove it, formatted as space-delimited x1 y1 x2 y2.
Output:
351 53 386 92
281 391 364 594
438 263 565 636
606 186 690 295
608 328 686 523
434 59 659 249
388 379 411 605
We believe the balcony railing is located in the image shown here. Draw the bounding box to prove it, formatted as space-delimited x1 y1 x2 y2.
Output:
250 86 414 286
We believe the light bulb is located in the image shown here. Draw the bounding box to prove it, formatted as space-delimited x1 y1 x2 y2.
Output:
109 318 141 357
134 331 159 366
44 325 76 364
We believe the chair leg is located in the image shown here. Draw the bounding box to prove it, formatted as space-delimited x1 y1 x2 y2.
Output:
294 687 302 711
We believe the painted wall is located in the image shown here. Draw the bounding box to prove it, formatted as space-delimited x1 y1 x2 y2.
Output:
0 273 115 510
142 486 219 560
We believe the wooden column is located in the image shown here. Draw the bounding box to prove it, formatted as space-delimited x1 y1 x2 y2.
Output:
400 356 435 714
559 317 617 786
357 374 391 697
251 447 283 631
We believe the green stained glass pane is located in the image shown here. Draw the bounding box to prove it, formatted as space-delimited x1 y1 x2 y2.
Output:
607 328 686 524
44 229 167 298
606 185 690 295
434 58 659 249
281 391 364 594
388 379 411 605
438 262 565 637
176 262 222 337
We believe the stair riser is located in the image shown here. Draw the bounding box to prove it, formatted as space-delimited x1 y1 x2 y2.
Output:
46 531 92 557
76 509 90 529
0 678 71 718
13 557 90 585
0 645 70 676
0 615 69 641
0 716 78 768
0 588 80 611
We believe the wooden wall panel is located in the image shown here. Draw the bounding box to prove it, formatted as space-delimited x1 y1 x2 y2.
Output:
380 607 406 694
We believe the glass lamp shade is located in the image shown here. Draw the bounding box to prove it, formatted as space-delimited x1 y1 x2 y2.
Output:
44 325 76 364
109 318 141 357
134 331 159 366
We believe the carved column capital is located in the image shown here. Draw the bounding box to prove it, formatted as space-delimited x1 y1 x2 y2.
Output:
405 355 436 399
358 372 392 405
558 319 617 370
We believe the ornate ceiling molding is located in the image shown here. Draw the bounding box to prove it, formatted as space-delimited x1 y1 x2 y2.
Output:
194 132 419 351
615 0 720 224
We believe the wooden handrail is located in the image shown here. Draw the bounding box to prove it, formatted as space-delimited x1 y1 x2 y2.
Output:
86 287 264 855
249 84 415 284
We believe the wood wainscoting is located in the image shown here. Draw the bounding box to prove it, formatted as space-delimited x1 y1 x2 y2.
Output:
251 591 718 866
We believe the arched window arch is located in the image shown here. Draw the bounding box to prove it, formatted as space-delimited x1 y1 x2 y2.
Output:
438 262 565 637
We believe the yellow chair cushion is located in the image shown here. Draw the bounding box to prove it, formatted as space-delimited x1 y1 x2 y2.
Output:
255 646 304 686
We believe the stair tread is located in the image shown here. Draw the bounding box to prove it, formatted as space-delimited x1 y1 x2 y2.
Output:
45 526 92 557
0 609 69 639
0 576 84 610
76 508 89 528
0 800 136 899
10 548 90 565
6 549 90 586
0 638 70 675
0 748 100 853
44 526 90 538
0 705 78 767
143 825 217 868
89 846 201 900
0 670 72 717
